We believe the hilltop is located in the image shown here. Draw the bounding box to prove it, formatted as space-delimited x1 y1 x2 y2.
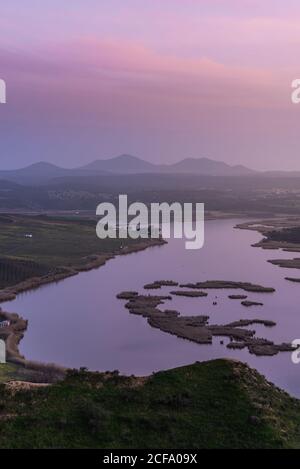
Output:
0 359 299 448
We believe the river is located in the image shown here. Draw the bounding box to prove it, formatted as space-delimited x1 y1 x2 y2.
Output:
2 218 300 396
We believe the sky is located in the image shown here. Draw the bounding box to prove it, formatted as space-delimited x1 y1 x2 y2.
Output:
1 0 300 170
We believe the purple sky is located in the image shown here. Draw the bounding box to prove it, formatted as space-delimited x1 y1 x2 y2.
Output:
1 0 300 170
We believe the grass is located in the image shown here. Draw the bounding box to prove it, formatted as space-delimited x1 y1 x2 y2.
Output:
0 363 25 383
0 258 50 289
0 214 152 287
0 359 300 449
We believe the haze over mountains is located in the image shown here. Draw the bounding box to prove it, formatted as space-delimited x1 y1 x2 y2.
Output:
82 154 255 176
0 154 299 187
0 154 256 185
0 154 300 213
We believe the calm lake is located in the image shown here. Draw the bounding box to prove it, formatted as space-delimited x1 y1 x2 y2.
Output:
3 219 300 396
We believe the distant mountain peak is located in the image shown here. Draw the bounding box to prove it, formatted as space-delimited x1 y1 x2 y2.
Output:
170 157 255 176
113 153 141 161
81 154 155 173
26 161 64 170
0 155 257 185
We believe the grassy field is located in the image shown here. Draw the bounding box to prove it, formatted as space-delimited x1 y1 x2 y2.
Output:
0 359 299 449
0 214 152 288
0 363 25 383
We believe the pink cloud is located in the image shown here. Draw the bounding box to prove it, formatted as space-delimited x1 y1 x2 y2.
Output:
2 38 287 112
1 24 299 170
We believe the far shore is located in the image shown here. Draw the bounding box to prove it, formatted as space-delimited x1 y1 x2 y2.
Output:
0 238 166 304
236 217 300 269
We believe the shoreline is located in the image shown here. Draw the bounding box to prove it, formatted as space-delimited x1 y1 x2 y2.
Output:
0 210 250 305
0 212 274 375
0 238 166 304
0 237 166 369
0 309 27 365
236 217 300 269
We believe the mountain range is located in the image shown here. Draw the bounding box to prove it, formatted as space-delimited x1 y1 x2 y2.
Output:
1 154 300 186
0 154 256 184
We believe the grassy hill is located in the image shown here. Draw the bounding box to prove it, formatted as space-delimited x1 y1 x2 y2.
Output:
0 359 299 448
